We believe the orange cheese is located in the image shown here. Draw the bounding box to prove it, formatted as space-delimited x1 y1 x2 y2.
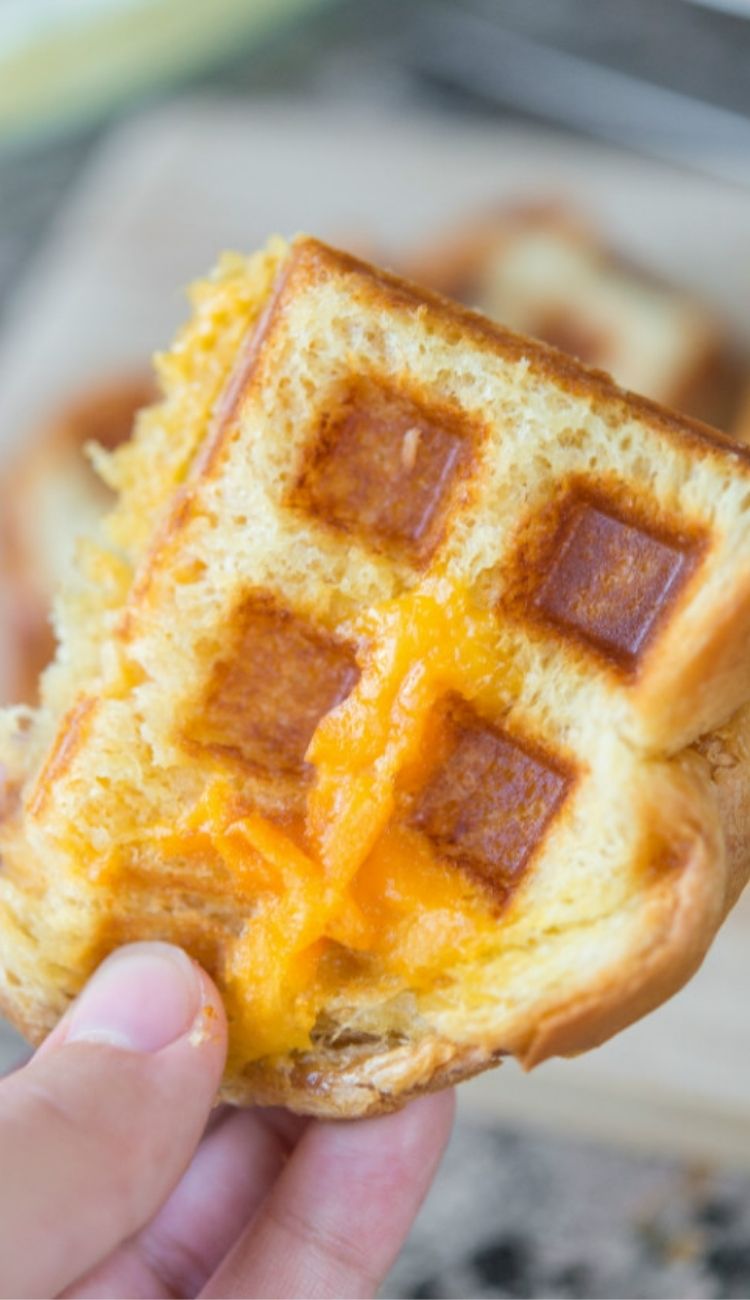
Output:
209 586 518 1055
104 583 517 1059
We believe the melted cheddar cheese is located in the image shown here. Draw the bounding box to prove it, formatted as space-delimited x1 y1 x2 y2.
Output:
126 583 522 1060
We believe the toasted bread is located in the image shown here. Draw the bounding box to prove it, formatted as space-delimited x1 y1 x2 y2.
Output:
1 237 750 1116
0 376 154 704
406 206 741 430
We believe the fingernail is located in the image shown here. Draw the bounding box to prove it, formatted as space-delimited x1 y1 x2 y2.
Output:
66 942 202 1052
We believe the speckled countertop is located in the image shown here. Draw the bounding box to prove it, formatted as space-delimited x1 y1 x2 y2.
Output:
386 1115 750 1299
2 6 750 1297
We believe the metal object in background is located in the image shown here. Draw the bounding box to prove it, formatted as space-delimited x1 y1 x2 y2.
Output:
409 0 750 186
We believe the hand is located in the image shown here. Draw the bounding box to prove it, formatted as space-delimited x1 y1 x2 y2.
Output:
0 943 454 1298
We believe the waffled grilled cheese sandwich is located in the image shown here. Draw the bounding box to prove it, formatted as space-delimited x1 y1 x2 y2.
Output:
1 237 749 1115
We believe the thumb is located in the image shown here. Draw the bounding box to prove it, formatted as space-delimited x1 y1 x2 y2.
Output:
0 942 227 1300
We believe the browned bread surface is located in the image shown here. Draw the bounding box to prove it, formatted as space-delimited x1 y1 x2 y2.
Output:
1 237 750 1115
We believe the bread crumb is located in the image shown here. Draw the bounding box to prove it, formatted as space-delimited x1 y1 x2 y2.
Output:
189 1001 221 1048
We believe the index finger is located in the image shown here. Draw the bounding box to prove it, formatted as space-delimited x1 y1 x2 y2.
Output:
201 1090 455 1300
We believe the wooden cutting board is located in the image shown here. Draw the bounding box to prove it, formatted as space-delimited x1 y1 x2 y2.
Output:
1 101 749 1164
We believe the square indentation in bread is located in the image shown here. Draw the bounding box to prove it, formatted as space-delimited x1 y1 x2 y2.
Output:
533 494 695 669
186 594 359 776
409 698 572 895
295 378 473 563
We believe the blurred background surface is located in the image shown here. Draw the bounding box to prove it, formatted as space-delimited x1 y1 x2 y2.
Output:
2 3 750 1296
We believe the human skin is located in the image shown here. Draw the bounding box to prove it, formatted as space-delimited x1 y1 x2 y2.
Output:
0 942 454 1299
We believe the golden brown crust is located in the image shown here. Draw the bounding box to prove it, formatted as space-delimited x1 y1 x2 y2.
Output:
288 242 750 463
